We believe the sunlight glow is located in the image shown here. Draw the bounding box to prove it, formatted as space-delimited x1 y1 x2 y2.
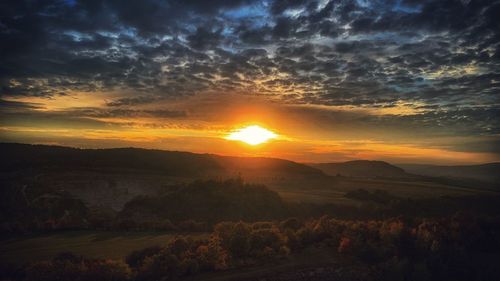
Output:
225 125 277 145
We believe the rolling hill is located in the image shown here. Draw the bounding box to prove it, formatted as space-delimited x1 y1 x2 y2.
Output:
0 143 329 210
1 143 496 215
310 160 416 179
398 163 500 186
0 143 325 180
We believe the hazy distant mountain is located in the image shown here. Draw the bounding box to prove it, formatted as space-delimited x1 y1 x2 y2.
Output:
310 160 416 179
397 163 500 184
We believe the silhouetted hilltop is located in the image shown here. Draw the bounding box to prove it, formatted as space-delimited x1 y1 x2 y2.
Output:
0 143 224 178
0 143 325 180
310 160 415 179
216 155 325 179
398 163 500 184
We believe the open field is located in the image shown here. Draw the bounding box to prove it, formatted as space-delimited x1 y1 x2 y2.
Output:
0 231 207 264
266 176 495 205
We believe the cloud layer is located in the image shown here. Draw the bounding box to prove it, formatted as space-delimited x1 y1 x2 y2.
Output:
1 0 499 163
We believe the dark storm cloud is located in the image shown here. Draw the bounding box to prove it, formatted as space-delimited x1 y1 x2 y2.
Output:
0 0 499 154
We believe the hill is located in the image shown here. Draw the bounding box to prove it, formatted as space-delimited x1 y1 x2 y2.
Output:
310 160 415 179
0 143 324 180
398 163 500 186
215 155 325 180
1 143 224 178
119 178 288 223
0 143 327 211
1 143 495 218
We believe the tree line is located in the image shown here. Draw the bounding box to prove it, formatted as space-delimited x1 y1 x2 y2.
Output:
3 178 500 234
2 213 500 281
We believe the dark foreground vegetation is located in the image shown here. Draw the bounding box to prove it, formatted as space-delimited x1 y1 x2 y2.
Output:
1 214 500 281
1 178 289 233
2 144 500 280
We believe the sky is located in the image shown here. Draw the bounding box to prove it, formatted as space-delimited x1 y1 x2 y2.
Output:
0 0 499 164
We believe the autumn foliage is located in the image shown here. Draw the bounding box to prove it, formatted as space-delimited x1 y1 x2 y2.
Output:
2 213 499 281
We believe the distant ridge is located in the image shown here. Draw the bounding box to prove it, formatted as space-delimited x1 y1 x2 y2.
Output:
310 160 416 179
0 143 325 180
0 143 223 178
397 163 500 184
2 143 497 188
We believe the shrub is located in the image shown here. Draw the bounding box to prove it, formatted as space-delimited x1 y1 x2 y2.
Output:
280 217 303 231
296 226 316 246
83 259 132 281
338 237 352 254
249 227 285 254
25 258 132 281
16 215 500 281
168 237 190 257
227 222 252 258
136 253 180 281
126 246 162 268
284 228 300 250
252 221 274 230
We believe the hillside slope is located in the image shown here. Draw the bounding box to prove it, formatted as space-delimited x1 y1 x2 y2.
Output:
0 143 328 210
398 163 500 184
216 155 325 180
0 143 224 178
310 160 415 179
0 143 325 180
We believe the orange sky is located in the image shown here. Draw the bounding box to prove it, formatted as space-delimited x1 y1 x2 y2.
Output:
1 91 498 165
1 0 499 166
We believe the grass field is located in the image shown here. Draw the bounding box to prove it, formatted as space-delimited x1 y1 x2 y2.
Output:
0 232 353 281
0 231 207 264
266 176 494 205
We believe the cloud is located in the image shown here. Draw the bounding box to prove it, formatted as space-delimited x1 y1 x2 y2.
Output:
0 0 499 160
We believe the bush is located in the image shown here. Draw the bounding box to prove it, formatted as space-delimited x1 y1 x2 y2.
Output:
280 217 303 231
227 222 252 258
84 259 132 281
126 246 162 268
296 226 316 246
136 253 180 281
252 221 274 230
249 227 284 254
14 214 500 281
25 257 132 281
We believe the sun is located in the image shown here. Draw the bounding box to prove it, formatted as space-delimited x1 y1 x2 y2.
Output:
225 125 278 145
